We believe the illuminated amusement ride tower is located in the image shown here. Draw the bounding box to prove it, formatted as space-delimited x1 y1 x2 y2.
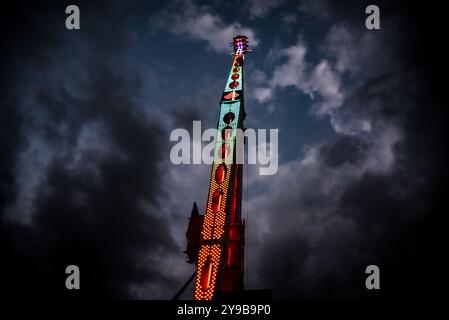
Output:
183 36 252 300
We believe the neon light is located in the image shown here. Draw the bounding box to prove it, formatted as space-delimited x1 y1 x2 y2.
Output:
223 91 240 100
227 247 232 267
220 143 229 160
229 81 239 89
201 256 213 290
211 189 223 212
215 164 227 184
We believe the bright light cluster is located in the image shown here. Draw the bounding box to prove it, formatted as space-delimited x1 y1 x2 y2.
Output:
201 162 231 240
194 244 221 300
224 54 243 92
231 35 251 54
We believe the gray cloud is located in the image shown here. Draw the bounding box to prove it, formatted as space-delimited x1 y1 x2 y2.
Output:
244 3 446 299
246 0 284 19
0 1 180 299
149 0 259 53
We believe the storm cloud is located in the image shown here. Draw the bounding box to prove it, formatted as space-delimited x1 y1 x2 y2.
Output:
1 1 180 299
246 0 446 299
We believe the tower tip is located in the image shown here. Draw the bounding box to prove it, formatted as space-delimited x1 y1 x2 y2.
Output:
231 35 252 54
191 202 199 216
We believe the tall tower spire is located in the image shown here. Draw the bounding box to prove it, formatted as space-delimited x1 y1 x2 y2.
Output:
185 35 251 300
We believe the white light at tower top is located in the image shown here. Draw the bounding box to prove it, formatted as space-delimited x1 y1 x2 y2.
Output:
231 35 252 54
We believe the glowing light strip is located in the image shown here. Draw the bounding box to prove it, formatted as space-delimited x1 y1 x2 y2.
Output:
223 54 243 92
194 51 245 300
194 244 221 300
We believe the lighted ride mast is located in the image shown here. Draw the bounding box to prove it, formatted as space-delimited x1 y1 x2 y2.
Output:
184 35 252 300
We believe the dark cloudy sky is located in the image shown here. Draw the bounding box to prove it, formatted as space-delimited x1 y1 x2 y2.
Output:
0 0 446 299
